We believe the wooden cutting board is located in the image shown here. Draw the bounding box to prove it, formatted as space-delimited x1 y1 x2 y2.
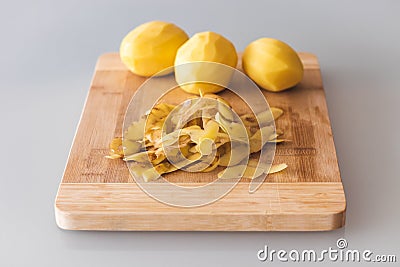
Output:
55 52 346 231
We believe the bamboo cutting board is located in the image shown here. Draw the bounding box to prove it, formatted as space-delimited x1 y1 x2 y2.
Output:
55 52 346 231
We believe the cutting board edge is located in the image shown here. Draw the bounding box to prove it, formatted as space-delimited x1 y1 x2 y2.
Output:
55 182 346 231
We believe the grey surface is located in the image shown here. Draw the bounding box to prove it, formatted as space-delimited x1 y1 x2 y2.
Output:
1 0 399 266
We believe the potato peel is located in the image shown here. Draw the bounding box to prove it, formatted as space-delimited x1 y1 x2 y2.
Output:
107 95 288 181
268 163 288 174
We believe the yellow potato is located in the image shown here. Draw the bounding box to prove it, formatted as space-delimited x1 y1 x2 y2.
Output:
120 21 189 77
174 31 238 95
242 38 304 92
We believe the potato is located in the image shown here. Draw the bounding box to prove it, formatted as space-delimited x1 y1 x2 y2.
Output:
120 21 189 77
174 31 238 95
242 38 304 92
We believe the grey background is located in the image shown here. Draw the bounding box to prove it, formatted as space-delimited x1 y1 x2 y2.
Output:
1 0 399 266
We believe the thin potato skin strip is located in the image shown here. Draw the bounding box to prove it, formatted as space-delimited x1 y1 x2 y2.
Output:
268 163 288 174
271 107 284 120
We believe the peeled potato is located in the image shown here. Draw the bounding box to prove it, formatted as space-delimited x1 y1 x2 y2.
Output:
242 38 304 92
120 21 189 77
174 31 238 95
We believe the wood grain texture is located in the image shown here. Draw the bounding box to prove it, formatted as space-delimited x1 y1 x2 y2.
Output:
56 182 345 231
55 52 346 231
